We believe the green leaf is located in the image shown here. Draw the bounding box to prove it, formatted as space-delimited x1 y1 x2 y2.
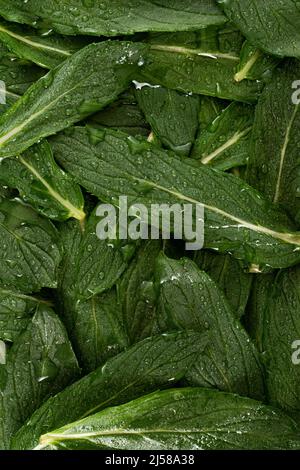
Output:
0 288 51 342
88 89 149 137
191 101 253 170
51 126 300 269
37 388 300 450
0 48 44 113
0 198 61 292
57 219 82 300
0 305 79 449
234 41 281 83
135 85 200 156
11 331 207 450
247 60 300 225
247 265 300 416
245 273 274 352
73 210 132 299
64 290 129 373
56 216 133 371
0 140 85 221
0 19 89 69
194 250 253 318
198 95 227 129
118 240 161 343
0 1 226 36
219 0 300 58
139 31 262 103
155 255 264 399
0 40 147 158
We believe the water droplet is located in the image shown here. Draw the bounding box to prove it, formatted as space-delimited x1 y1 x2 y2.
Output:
132 80 160 90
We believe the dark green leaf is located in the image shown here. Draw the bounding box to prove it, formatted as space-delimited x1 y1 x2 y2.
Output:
0 19 89 69
0 288 51 342
51 126 300 269
0 198 61 292
0 47 44 113
0 41 147 158
88 89 149 137
191 101 253 170
12 331 207 450
64 290 129 373
198 95 227 129
135 85 200 156
0 140 85 221
0 305 79 449
155 255 264 399
37 388 300 450
56 215 133 371
139 31 262 103
247 265 300 416
73 210 132 299
194 250 253 318
245 273 274 352
247 60 300 225
118 240 161 343
0 1 226 36
219 0 300 58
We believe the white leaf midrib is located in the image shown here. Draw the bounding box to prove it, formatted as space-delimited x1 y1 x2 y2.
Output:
201 126 252 164
0 24 72 57
150 44 239 61
273 103 299 203
19 156 85 221
131 176 300 246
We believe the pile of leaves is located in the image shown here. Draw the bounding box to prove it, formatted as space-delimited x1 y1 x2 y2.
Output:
0 0 300 451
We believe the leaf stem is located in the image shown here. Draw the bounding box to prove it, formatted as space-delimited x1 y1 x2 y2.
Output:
234 49 261 82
